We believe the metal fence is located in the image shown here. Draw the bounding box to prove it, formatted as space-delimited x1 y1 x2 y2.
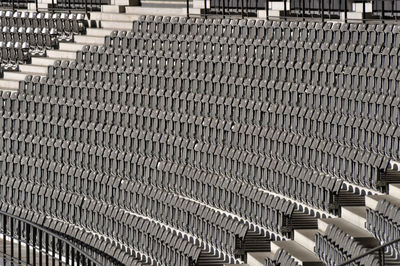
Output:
0 211 110 266
201 0 400 21
0 0 111 12
203 0 264 17
0 0 35 10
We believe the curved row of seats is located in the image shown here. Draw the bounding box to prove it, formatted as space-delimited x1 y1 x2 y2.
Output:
367 199 400 260
0 14 400 265
130 16 400 47
315 223 380 265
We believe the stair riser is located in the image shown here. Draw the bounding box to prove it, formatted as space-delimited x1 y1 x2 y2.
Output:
125 6 186 15
47 50 77 60
0 80 20 90
19 65 48 75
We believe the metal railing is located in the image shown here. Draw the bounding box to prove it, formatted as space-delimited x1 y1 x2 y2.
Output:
338 237 400 266
202 0 265 17
0 211 110 266
199 0 400 21
0 0 35 10
0 0 112 13
48 0 111 13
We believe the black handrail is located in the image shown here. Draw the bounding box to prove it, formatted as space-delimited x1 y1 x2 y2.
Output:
0 210 102 266
338 237 400 266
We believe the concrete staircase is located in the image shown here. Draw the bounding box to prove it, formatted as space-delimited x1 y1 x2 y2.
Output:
0 0 197 92
0 29 109 92
246 184 400 266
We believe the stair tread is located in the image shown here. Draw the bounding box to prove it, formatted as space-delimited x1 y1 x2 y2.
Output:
389 183 400 200
294 229 317 240
247 252 274 266
318 218 375 239
271 241 322 262
366 194 400 210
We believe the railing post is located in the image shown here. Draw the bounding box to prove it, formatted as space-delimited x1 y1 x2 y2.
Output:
2 215 6 266
10 217 14 262
204 0 207 18
18 220 21 263
45 233 49 266
302 0 305 20
321 0 325 22
378 249 383 265
26 224 30 264
33 227 36 266
381 0 384 20
241 0 244 18
39 230 43 266
344 0 348 22
362 0 366 22
265 0 269 20
222 0 225 17
187 0 190 17
284 0 287 20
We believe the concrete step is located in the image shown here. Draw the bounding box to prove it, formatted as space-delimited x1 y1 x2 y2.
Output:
59 42 86 52
341 206 366 229
74 35 105 45
0 79 20 90
101 5 126 13
293 229 317 253
86 28 114 37
111 0 140 5
47 50 77 60
31 57 61 66
3 71 44 81
19 65 48 75
318 218 379 248
90 12 140 22
389 183 400 200
365 194 400 210
100 20 133 30
125 6 187 16
247 252 274 266
271 241 323 266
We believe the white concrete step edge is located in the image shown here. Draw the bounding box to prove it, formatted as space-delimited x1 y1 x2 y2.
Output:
389 184 400 200
125 6 187 15
31 57 62 66
100 21 133 30
247 252 274 266
74 35 105 45
19 65 48 75
0 79 19 90
341 206 367 230
3 72 44 81
318 218 379 248
59 42 87 51
293 229 317 253
90 12 140 22
47 50 77 60
86 28 115 37
271 241 323 266
366 194 400 211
